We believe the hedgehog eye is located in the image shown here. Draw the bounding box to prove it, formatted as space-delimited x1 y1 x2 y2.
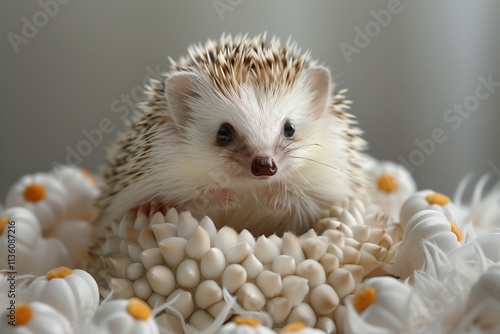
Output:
216 123 233 145
283 122 295 139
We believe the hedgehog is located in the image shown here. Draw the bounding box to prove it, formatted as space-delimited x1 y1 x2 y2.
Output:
96 33 367 237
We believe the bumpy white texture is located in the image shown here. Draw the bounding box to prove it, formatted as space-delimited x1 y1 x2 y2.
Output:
5 229 500 334
90 199 395 332
5 164 500 333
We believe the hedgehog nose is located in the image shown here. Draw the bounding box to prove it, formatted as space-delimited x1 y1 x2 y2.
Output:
251 157 277 176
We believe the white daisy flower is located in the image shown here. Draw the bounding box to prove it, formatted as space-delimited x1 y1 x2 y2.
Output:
52 165 100 221
5 173 69 232
279 322 327 333
0 302 72 334
400 190 463 237
46 219 93 269
344 276 412 334
91 297 159 334
26 267 99 325
366 160 416 220
217 317 276 333
0 207 72 275
0 207 44 274
388 210 461 279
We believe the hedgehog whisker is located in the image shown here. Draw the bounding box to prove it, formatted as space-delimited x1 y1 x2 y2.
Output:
288 127 328 146
225 188 231 215
284 143 323 154
286 165 314 189
289 155 353 178
301 127 325 141
249 184 274 216
280 138 298 152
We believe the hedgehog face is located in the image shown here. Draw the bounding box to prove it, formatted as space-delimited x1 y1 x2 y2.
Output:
165 66 332 191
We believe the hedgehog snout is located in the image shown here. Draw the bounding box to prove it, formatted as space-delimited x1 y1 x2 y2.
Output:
251 157 277 177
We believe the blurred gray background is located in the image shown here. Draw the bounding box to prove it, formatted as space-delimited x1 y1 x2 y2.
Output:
1 0 499 198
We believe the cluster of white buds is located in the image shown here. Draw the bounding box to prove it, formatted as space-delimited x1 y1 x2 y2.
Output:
90 199 395 332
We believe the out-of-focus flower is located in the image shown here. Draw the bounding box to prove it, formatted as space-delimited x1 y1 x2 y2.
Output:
366 160 417 220
5 173 68 232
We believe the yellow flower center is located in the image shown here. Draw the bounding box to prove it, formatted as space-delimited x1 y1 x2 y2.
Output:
425 192 450 206
449 220 463 242
47 267 73 280
15 304 33 325
377 173 398 193
80 167 98 186
353 286 377 313
127 298 151 320
0 216 8 234
280 322 306 332
23 183 46 202
234 316 260 327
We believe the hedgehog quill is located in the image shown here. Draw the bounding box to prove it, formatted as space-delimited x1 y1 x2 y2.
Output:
97 34 366 236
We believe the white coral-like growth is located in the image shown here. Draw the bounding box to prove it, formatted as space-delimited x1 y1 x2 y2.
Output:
90 201 394 331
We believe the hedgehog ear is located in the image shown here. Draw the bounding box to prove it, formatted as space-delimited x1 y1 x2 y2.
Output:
303 66 331 119
164 72 200 126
